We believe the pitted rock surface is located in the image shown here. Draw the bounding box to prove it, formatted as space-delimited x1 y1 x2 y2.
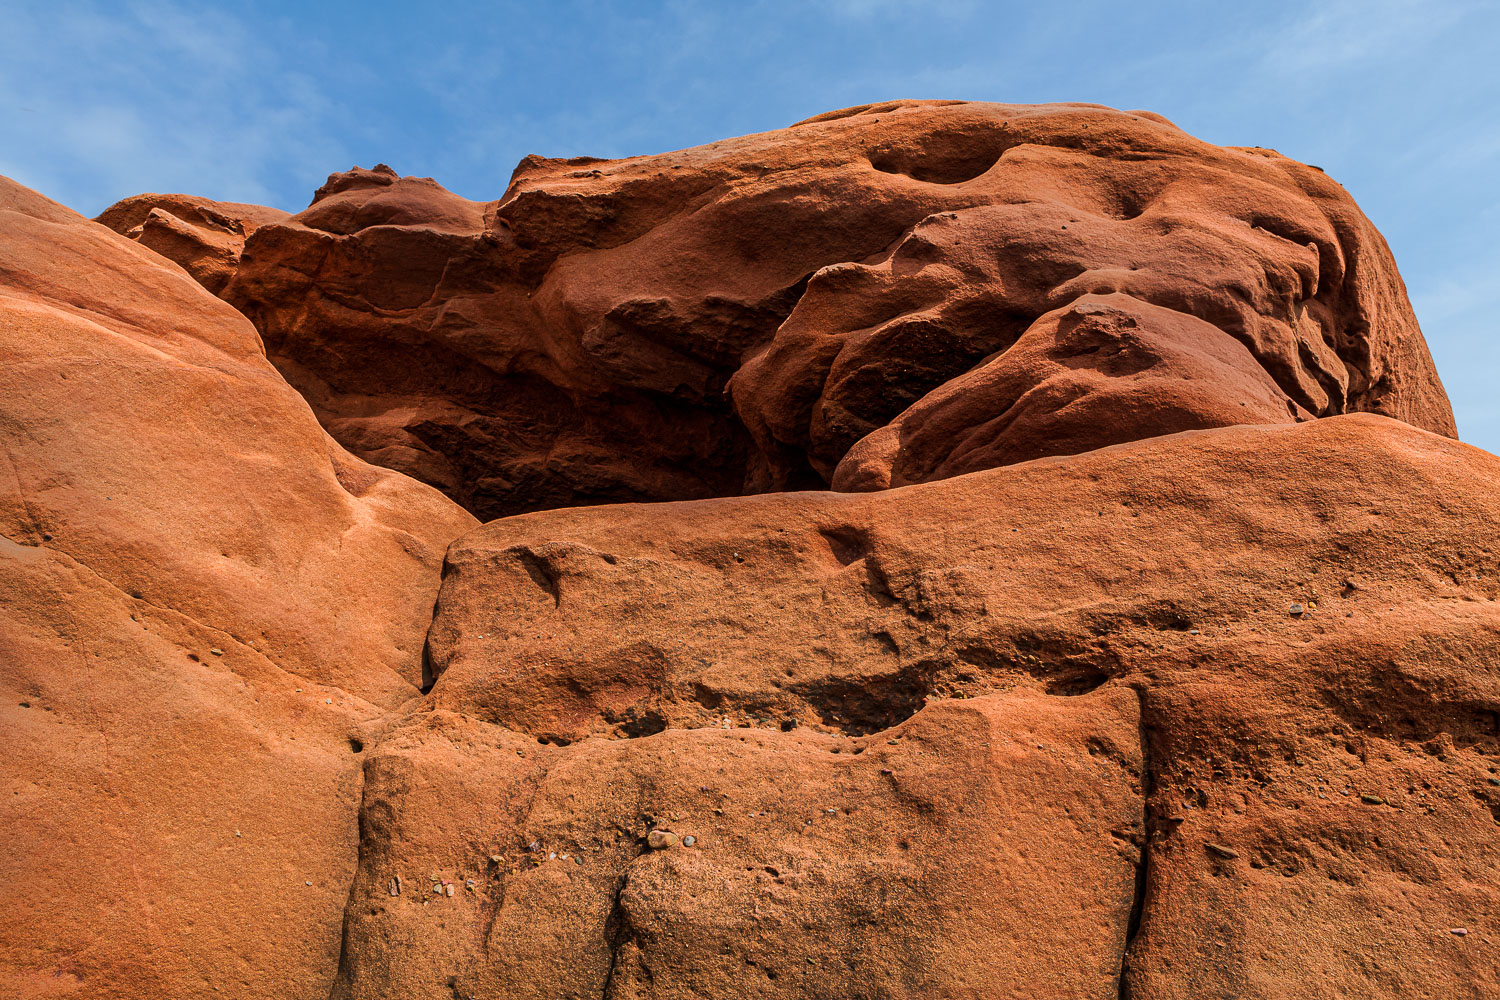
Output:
335 689 1143 999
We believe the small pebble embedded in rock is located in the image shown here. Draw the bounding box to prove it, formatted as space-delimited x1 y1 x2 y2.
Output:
647 829 680 849
1288 602 1305 616
1206 843 1238 859
1361 794 1384 805
682 835 696 847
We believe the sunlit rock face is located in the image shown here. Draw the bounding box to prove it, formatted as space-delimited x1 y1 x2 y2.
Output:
1 175 474 1000
101 101 1453 518
95 192 289 295
7 104 1490 1000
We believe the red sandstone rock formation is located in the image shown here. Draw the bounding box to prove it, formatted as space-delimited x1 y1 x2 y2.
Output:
95 192 289 294
404 414 1500 999
336 688 1144 998
0 177 473 998
5 103 1494 999
99 101 1454 518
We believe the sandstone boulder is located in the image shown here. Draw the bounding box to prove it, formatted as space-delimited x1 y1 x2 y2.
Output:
423 415 1499 998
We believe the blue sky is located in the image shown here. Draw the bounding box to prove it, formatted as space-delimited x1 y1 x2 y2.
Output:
3 0 1496 452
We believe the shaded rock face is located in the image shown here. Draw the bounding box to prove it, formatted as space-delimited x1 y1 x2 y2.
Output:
100 101 1454 518
5 102 1495 1000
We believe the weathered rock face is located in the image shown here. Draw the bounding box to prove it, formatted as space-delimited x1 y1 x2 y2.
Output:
417 414 1500 998
7 101 1494 1000
100 101 1454 518
336 689 1143 999
0 177 474 999
95 192 289 294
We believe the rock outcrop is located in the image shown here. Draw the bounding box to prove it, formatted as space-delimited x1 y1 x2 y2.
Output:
100 101 1454 519
0 177 474 999
6 102 1493 999
95 193 289 294
399 414 1500 999
335 687 1145 998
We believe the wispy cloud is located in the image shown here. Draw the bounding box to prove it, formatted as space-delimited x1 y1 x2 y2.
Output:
822 0 977 18
1258 0 1468 76
0 1 352 214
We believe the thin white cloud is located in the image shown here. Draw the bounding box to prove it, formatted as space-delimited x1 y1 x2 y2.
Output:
1259 0 1466 76
0 1 350 214
822 0 977 19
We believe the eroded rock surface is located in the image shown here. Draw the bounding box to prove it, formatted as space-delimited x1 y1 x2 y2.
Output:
101 101 1454 518
423 415 1500 998
6 101 1494 1000
0 177 474 999
95 192 289 294
335 689 1143 999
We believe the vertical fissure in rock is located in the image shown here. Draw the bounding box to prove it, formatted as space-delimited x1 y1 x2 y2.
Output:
478 774 555 955
599 868 632 1000
1118 683 1155 1000
325 758 371 1000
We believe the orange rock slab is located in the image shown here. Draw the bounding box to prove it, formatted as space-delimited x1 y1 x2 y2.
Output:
332 689 1143 999
424 415 1500 998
